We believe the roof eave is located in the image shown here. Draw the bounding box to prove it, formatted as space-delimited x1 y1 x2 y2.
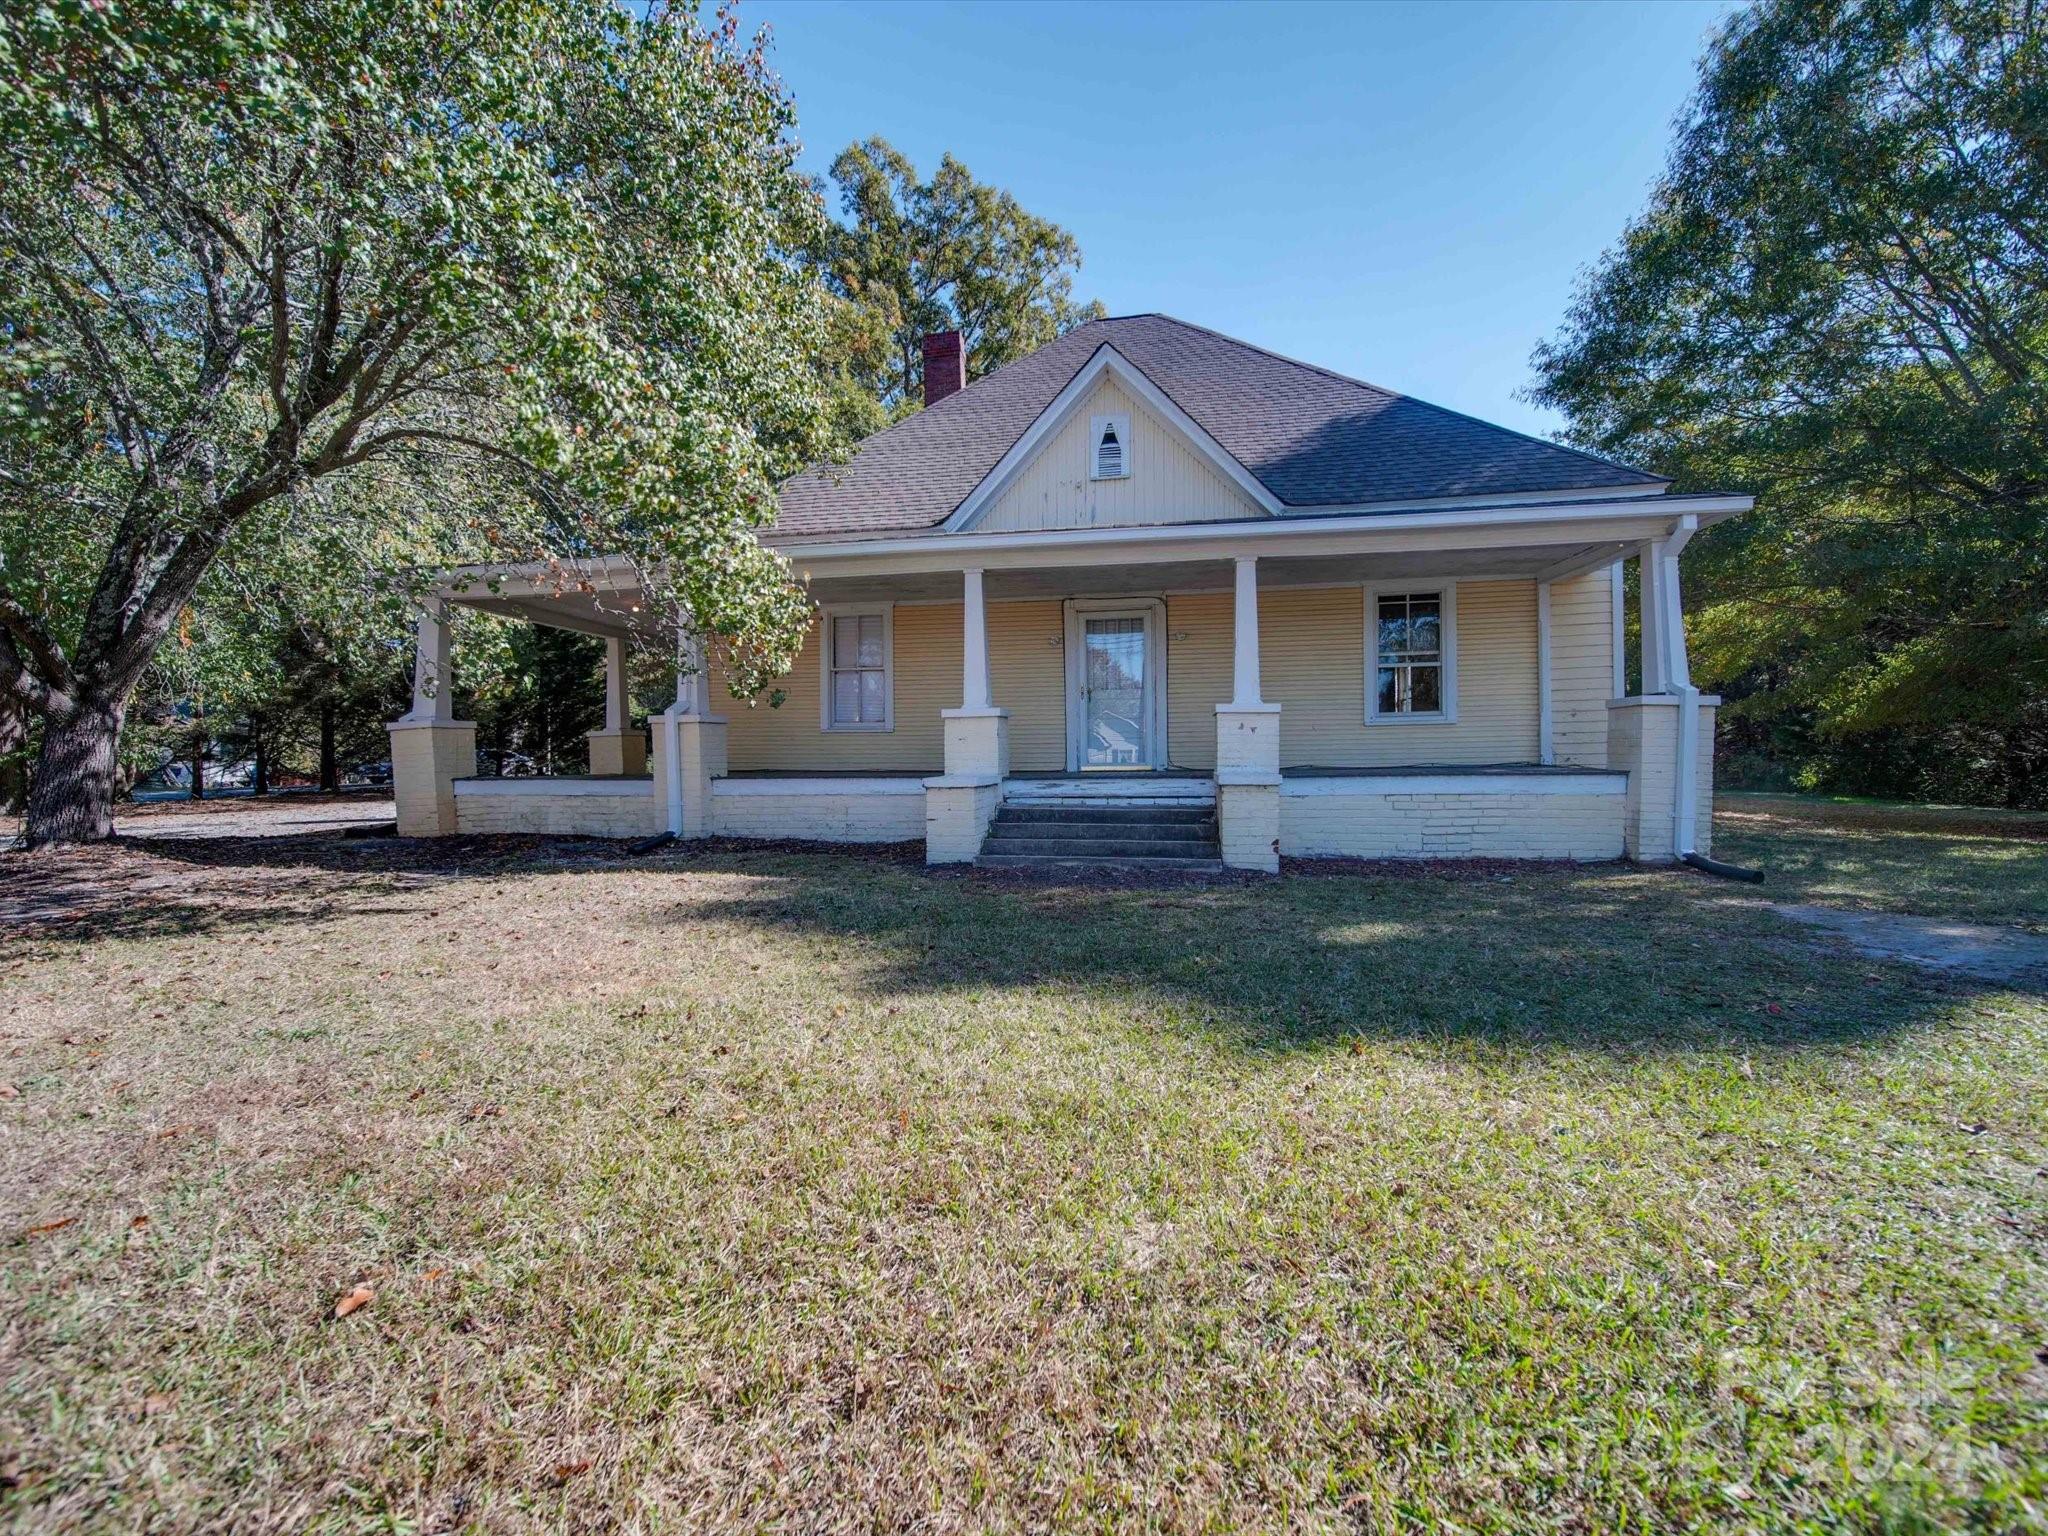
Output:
769 490 1754 560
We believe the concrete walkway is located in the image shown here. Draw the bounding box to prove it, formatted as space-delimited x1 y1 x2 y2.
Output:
4 792 394 846
1769 903 2048 988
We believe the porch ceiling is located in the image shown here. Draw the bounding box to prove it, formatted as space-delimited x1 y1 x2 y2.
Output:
438 533 1634 630
447 588 665 641
805 541 1626 605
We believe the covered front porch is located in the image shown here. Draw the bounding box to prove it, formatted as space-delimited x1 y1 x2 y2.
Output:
388 494 1730 870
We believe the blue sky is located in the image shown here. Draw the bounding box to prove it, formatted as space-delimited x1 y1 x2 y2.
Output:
746 0 1735 440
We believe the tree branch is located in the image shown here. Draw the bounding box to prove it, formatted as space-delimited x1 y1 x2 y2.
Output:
0 628 71 719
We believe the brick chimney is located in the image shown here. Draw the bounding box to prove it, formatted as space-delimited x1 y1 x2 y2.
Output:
921 330 965 407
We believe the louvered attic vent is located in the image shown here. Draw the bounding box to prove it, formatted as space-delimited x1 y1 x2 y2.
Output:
1090 413 1130 481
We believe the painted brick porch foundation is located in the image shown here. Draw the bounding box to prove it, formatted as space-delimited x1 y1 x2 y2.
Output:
420 750 1710 867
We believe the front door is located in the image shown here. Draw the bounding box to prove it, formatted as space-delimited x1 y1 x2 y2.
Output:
1078 611 1153 769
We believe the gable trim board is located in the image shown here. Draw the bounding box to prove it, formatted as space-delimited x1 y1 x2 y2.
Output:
944 345 1285 532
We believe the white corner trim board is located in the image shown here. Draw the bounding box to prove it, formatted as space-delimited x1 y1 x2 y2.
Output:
711 777 927 796
1278 773 1625 797
453 776 654 797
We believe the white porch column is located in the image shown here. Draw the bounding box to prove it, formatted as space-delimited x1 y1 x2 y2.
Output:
649 616 725 838
604 635 628 730
1609 516 1712 863
1609 560 1627 699
1653 541 1692 690
1637 542 1664 693
675 625 711 716
1638 538 1694 695
586 633 646 776
387 596 474 836
929 567 1009 863
1656 519 1702 856
1536 579 1554 765
1229 555 1263 708
406 599 455 723
961 566 991 712
1214 556 1281 872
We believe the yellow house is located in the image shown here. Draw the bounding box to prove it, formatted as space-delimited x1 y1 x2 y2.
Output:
391 316 1746 873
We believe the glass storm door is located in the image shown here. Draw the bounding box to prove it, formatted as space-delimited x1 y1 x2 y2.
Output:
1081 615 1149 768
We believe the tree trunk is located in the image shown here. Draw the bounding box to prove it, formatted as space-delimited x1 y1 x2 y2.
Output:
252 719 269 797
23 701 126 847
190 729 206 802
319 700 338 792
0 696 26 816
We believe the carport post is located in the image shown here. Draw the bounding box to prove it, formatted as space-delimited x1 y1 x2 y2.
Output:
387 596 475 836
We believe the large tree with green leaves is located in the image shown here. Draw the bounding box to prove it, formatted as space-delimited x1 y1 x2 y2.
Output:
0 0 832 845
815 138 1105 425
1533 0 2048 807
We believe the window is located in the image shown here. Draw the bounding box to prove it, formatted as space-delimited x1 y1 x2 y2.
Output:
1365 584 1457 723
821 606 892 731
1090 413 1130 480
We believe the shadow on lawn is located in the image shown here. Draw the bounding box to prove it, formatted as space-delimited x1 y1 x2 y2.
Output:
632 851 1976 1061
0 831 1990 1060
0 832 605 939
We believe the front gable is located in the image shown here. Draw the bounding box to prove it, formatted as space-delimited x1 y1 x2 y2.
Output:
948 345 1280 535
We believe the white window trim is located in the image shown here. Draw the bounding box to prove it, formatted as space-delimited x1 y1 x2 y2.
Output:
1363 580 1458 725
1089 412 1132 481
819 603 894 732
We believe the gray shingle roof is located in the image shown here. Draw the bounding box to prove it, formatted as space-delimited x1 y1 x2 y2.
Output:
773 314 1663 540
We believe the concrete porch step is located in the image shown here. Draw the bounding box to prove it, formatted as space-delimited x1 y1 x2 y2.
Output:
987 818 1213 843
1001 777 1215 809
994 804 1217 827
974 852 1228 875
978 798 1222 873
981 835 1219 860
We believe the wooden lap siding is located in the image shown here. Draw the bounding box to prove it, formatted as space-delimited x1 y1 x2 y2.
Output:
972 377 1261 534
1548 571 1615 769
720 600 1070 774
719 575 1614 777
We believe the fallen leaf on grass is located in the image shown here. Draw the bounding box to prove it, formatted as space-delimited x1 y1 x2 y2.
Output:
464 1103 503 1122
332 1284 375 1319
23 1216 76 1238
130 1214 149 1231
0 1083 18 1099
551 1460 591 1486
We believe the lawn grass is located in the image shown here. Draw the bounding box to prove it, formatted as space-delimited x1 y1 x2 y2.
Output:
2 805 2045 1533
1715 792 2048 932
